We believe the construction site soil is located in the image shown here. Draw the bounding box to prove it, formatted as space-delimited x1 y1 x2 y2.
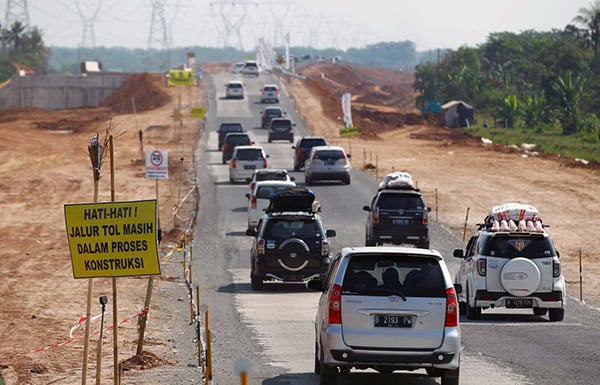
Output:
0 62 599 384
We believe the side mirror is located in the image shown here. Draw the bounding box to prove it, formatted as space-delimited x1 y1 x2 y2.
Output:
427 207 432 212
346 154 351 158
326 229 336 238
306 279 324 292
453 249 465 259
246 228 256 236
291 146 296 149
363 205 371 211
245 193 250 199
290 176 296 181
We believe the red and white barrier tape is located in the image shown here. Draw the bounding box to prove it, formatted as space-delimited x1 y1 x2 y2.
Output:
1 308 148 359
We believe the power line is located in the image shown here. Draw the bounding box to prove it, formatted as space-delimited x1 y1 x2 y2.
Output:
209 0 257 50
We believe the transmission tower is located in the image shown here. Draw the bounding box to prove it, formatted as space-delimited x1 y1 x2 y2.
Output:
210 0 256 50
302 12 324 49
262 0 293 48
74 0 104 48
148 0 168 50
4 0 30 30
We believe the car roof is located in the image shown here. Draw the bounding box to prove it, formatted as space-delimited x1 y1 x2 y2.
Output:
234 145 264 151
310 145 346 152
224 132 250 137
262 83 278 88
253 168 288 175
339 246 442 260
253 180 296 188
227 80 244 85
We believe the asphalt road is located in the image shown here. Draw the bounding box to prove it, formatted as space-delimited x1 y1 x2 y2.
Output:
186 71 600 385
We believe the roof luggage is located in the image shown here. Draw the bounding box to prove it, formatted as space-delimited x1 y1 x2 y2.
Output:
483 203 544 232
267 186 319 213
378 171 415 190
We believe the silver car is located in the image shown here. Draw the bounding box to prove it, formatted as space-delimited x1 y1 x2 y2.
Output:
308 246 461 385
304 145 351 185
225 80 244 99
228 145 268 183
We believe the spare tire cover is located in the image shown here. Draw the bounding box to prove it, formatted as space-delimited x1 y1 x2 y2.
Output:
500 257 541 297
278 238 311 271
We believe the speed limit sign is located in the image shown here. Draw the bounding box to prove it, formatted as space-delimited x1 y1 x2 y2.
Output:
145 149 169 179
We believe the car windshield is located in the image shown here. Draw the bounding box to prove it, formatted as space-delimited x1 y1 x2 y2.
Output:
265 219 320 238
315 150 344 160
480 236 555 259
236 149 264 161
301 139 327 148
342 255 445 298
377 194 424 210
256 185 292 199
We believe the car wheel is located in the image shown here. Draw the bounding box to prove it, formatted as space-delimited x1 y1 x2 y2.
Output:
343 176 351 185
268 138 272 143
290 138 294 143
533 307 548 316
417 241 430 249
466 285 481 320
305 176 312 186
229 177 235 183
222 157 226 164
549 308 565 322
314 341 320 374
319 345 337 385
459 301 467 315
426 368 442 377
294 165 300 172
441 368 459 385
251 274 263 291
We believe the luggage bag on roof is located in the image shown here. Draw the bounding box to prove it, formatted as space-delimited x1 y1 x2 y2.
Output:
268 186 315 212
378 171 415 190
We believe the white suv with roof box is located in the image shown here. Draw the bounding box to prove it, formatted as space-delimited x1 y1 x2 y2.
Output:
453 203 566 321
308 246 461 385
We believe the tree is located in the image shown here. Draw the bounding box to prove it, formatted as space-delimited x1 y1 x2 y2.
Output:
552 71 585 135
5 21 25 54
572 1 600 73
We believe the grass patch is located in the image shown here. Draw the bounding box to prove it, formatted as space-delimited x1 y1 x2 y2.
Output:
458 118 600 163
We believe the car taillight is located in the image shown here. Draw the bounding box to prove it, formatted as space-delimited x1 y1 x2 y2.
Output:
445 287 458 327
250 182 256 191
321 239 330 256
231 158 237 168
477 259 486 276
249 195 257 209
423 209 429 225
329 284 342 324
223 143 228 152
553 258 561 277
257 238 265 254
263 158 268 168
372 207 380 224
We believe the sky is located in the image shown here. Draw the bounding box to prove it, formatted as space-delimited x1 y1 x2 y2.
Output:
4 0 596 51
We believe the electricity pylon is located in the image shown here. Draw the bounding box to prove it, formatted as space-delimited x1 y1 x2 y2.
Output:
210 0 256 50
4 0 30 30
148 0 168 50
74 0 104 48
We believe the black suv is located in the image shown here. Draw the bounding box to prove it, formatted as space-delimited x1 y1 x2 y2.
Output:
222 132 253 163
268 118 295 143
291 136 328 171
245 187 336 290
363 187 430 248
217 122 244 150
261 106 285 129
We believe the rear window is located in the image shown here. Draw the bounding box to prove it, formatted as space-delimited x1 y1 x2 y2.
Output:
264 86 277 92
376 194 425 210
342 254 445 297
236 149 264 161
228 83 242 89
256 172 288 182
256 185 292 199
266 109 283 117
227 135 250 145
271 120 292 129
220 124 243 132
480 235 555 259
315 150 344 160
265 219 320 239
300 138 327 148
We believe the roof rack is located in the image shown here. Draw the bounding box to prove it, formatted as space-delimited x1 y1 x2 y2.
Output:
377 171 418 191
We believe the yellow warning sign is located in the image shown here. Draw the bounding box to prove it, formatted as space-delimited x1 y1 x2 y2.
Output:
64 200 161 278
168 70 194 86
190 106 206 118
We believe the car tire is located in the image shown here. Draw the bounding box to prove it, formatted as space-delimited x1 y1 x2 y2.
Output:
441 368 459 385
222 157 226 164
466 286 481 320
294 165 300 172
459 301 467 315
319 346 337 385
251 274 263 291
549 308 564 322
314 341 320 374
417 241 430 249
268 138 272 143
343 176 351 185
365 238 375 246
305 176 312 186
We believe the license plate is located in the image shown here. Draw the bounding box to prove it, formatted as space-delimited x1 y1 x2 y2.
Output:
325 160 336 165
244 165 256 170
393 219 410 225
374 314 412 328
506 298 533 308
